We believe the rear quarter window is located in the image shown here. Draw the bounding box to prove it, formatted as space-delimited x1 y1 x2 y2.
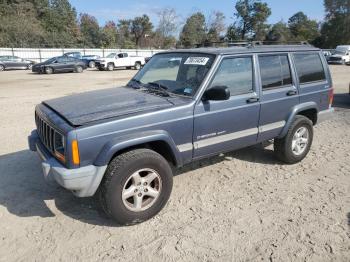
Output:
293 53 326 84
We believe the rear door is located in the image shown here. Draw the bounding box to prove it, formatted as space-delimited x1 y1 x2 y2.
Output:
65 57 77 71
11 56 26 68
257 53 299 142
5 56 18 68
292 52 330 112
193 55 261 158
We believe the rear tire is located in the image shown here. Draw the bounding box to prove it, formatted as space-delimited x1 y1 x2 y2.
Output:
274 115 313 164
98 148 173 225
0 64 4 71
27 64 33 70
75 65 83 73
45 67 53 74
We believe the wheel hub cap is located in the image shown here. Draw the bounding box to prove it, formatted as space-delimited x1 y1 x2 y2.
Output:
122 168 162 212
291 127 309 156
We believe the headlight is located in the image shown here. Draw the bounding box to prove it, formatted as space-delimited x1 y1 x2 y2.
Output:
54 132 65 162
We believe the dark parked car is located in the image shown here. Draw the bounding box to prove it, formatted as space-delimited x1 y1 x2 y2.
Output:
82 55 100 68
29 44 334 225
32 56 87 74
0 55 35 71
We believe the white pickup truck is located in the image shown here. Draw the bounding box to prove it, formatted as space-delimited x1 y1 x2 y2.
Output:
328 45 350 65
95 52 146 71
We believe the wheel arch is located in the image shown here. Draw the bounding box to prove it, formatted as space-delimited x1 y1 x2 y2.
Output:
94 130 183 168
278 102 318 138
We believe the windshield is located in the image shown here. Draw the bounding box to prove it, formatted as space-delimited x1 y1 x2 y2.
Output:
45 57 57 63
128 52 216 97
106 53 116 58
334 48 349 55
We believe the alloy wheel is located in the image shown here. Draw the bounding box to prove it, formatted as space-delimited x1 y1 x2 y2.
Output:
122 168 162 212
291 126 309 156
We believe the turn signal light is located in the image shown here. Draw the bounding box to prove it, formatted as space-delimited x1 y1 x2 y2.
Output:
72 140 80 165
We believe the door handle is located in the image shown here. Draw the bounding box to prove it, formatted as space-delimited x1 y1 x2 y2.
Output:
286 90 297 96
246 97 259 103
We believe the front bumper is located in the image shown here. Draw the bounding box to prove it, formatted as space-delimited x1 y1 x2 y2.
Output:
96 62 106 68
32 66 43 73
328 60 344 64
28 130 107 197
317 108 334 124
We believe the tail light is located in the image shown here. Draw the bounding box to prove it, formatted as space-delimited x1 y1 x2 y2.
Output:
328 88 334 108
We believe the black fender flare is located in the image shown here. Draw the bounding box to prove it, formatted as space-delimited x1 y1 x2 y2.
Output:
278 102 319 138
94 130 182 167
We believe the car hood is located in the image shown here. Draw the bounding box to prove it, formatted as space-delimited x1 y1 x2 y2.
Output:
43 87 175 126
97 57 114 61
33 61 49 66
330 54 345 58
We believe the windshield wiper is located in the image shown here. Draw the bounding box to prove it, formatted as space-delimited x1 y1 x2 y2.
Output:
146 82 170 97
127 78 144 89
147 82 168 91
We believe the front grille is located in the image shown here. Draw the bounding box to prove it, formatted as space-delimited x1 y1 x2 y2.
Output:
35 112 57 153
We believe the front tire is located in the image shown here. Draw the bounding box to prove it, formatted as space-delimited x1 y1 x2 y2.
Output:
27 64 33 70
88 61 95 68
274 115 313 164
0 64 4 71
134 62 141 70
107 63 114 71
98 148 173 225
45 67 53 74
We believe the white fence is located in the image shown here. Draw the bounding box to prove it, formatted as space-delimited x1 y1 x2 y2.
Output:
0 48 166 62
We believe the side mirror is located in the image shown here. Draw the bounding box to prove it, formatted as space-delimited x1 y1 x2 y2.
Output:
203 86 230 101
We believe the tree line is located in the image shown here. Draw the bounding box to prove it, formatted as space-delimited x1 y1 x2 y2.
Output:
0 0 349 49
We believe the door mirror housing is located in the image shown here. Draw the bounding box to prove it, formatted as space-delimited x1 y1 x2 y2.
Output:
203 86 230 101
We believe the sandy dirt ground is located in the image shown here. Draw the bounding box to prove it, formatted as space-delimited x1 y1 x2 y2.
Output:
0 66 349 262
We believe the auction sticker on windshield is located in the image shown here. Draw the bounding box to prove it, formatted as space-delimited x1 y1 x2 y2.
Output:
184 57 210 65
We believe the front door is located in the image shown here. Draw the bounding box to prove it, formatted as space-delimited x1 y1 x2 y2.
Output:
115 53 130 67
256 53 299 142
193 55 261 159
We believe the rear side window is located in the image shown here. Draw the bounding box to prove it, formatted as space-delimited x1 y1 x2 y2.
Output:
293 53 326 84
259 54 292 90
210 56 254 96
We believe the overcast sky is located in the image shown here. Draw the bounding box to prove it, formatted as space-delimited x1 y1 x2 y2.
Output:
69 0 325 26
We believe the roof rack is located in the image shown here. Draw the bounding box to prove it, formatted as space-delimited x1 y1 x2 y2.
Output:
195 40 311 48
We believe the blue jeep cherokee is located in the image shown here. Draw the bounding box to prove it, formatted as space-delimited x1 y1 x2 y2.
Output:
28 45 334 225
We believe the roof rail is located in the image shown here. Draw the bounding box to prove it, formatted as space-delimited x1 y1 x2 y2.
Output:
194 40 311 48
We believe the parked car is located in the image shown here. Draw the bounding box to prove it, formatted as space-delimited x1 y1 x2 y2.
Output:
82 55 100 68
0 55 35 71
327 45 350 64
95 52 146 71
145 56 152 63
28 45 334 225
32 56 87 74
63 52 83 60
322 50 333 62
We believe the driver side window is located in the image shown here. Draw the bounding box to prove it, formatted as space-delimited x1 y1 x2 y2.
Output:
210 56 254 96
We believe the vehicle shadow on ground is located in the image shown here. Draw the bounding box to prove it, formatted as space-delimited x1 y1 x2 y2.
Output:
0 146 280 226
333 93 350 109
0 150 116 227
